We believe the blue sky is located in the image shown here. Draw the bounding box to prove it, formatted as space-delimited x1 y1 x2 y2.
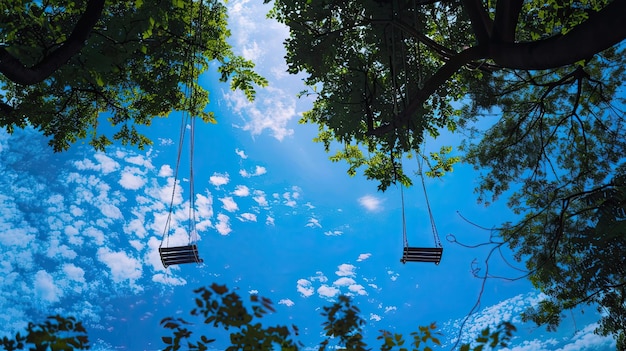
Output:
0 1 618 350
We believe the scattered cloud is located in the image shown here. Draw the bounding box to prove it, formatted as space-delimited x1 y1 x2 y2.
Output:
235 148 248 159
238 213 257 222
215 214 232 235
336 264 356 277
370 314 382 322
278 299 295 307
297 279 314 297
306 218 322 228
324 230 343 236
219 196 239 212
358 195 383 212
384 306 397 313
158 137 174 146
119 166 147 190
209 172 230 187
357 253 372 262
158 165 173 177
240 165 267 178
34 270 62 303
233 185 250 197
317 285 340 298
253 190 269 207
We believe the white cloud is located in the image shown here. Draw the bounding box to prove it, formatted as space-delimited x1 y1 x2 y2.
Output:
249 289 259 295
297 279 314 297
94 153 120 174
283 192 297 207
317 285 340 298
158 138 174 146
384 306 397 313
336 264 356 277
158 165 174 177
235 148 248 159
348 284 367 296
97 248 143 290
62 264 85 283
445 292 548 346
311 271 328 283
227 87 296 141
34 270 62 303
196 191 214 219
324 230 343 236
370 313 382 322
215 214 232 235
238 213 257 222
219 196 239 212
119 166 147 190
278 299 295 307
152 274 187 286
209 172 230 187
266 215 275 226
240 165 267 178
357 253 371 262
306 218 322 228
358 195 383 212
233 185 250 197
500 323 615 351
253 190 269 207
333 277 356 287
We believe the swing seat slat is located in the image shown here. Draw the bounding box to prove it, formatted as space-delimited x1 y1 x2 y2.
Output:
159 244 203 268
401 247 443 264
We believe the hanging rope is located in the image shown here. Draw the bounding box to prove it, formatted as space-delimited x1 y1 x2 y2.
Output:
401 183 409 248
417 149 442 248
160 0 203 250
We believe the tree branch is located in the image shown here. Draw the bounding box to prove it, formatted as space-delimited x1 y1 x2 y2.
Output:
460 0 493 44
489 0 626 69
492 0 523 43
368 45 486 136
0 0 106 85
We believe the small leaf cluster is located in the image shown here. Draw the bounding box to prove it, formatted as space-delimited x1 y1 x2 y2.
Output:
1 315 89 351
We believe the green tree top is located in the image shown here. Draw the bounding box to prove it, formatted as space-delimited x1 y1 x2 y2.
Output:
0 0 267 151
265 0 626 347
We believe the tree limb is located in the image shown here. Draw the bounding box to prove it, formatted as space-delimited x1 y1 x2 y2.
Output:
368 45 486 136
460 0 493 44
0 0 106 85
489 0 626 69
492 0 523 43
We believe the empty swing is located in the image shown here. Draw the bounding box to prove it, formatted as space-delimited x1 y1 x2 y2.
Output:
159 0 204 268
159 113 204 268
399 156 443 264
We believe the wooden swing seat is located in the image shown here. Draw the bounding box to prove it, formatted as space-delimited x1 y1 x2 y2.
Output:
159 244 203 268
401 246 442 264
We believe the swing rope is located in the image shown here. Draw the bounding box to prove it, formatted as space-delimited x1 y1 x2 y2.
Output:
417 151 442 248
160 0 203 250
401 183 409 248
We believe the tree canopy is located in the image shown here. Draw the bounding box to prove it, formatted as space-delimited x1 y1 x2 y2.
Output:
266 0 626 347
2 284 516 351
0 0 266 151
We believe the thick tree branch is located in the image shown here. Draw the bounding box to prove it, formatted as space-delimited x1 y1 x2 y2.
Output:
461 0 493 44
368 45 486 136
492 0 523 43
0 0 106 85
489 0 626 69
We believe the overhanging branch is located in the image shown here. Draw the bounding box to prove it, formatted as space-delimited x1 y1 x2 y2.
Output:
0 0 106 85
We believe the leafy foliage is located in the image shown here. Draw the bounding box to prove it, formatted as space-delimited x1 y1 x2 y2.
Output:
0 315 89 351
0 0 267 151
158 284 516 351
5 285 517 350
266 0 626 345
